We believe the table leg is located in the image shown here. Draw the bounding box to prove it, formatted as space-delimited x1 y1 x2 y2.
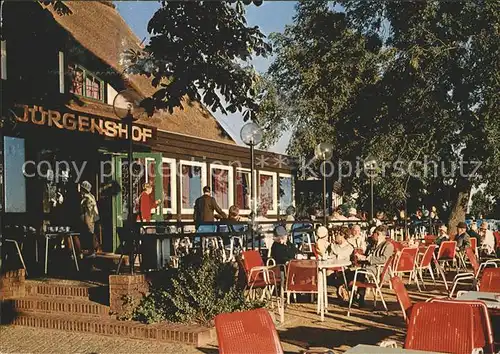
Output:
45 236 49 275
317 269 322 315
69 235 80 272
342 267 348 288
323 269 328 314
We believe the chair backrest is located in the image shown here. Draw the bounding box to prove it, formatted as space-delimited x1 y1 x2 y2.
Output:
215 308 284 354
424 234 437 245
394 247 419 273
379 255 394 285
465 247 480 274
494 231 500 248
479 268 500 292
286 259 318 292
436 240 456 260
419 244 437 268
405 302 476 354
390 276 412 321
242 250 264 272
428 298 494 354
470 237 477 251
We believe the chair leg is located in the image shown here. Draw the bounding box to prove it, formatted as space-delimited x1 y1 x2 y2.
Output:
347 286 357 317
45 236 49 275
428 266 436 285
12 241 28 276
377 287 388 312
69 235 79 272
437 263 449 291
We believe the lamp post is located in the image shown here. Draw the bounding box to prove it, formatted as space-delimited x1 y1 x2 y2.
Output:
113 90 145 274
240 122 263 249
364 157 377 221
315 143 333 226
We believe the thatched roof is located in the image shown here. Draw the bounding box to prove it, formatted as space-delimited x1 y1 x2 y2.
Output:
47 1 236 144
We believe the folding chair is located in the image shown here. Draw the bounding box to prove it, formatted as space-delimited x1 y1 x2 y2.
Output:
479 267 500 292
284 259 318 304
450 247 499 297
433 240 457 291
414 244 437 290
390 275 413 323
427 298 495 354
347 255 393 316
215 308 329 354
405 302 479 354
393 247 419 287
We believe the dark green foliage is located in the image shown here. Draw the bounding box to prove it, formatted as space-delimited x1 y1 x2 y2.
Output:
132 254 264 326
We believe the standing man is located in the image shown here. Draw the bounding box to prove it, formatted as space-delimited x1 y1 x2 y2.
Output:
80 181 100 258
194 186 227 231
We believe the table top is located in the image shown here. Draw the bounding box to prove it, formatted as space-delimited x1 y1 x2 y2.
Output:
318 259 351 269
344 344 443 353
456 291 500 309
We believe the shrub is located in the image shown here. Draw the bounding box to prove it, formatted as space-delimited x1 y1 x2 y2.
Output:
132 253 264 326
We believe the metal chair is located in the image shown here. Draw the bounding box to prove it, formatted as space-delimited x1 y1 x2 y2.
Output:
433 240 457 291
239 250 282 302
479 267 500 292
284 259 318 304
393 247 419 287
347 255 393 316
414 244 437 290
390 275 413 324
405 302 478 354
427 298 495 354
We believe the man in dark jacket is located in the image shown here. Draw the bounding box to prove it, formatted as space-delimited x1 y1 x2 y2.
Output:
270 225 297 266
456 221 471 251
193 186 227 227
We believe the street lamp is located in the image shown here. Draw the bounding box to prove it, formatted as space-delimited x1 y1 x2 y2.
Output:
315 143 333 226
113 89 146 274
240 121 263 249
364 156 377 221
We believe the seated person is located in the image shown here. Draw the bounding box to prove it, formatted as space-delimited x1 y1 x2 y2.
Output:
331 227 354 261
352 225 394 306
455 221 471 252
314 226 330 260
435 224 450 248
270 225 297 266
347 225 367 252
479 221 496 255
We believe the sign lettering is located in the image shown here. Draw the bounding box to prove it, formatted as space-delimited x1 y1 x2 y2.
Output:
14 104 155 142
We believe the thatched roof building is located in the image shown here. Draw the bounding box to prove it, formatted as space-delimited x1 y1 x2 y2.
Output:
46 1 235 144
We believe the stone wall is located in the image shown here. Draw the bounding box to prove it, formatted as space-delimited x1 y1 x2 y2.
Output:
109 274 149 317
0 269 26 300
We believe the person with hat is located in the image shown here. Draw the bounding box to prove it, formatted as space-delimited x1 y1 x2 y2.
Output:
347 208 359 221
270 225 297 266
456 221 471 252
435 224 450 248
79 180 100 257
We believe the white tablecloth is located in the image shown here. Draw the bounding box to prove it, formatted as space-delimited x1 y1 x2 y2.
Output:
456 291 500 309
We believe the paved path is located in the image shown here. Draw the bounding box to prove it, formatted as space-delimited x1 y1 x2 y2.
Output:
0 326 213 354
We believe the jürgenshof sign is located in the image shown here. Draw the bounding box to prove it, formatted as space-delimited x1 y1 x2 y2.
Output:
14 104 155 143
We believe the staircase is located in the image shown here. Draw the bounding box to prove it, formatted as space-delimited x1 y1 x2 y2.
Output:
1 278 213 347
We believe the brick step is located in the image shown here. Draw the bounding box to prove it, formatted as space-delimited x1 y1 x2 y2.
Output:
25 279 105 300
8 312 214 347
11 296 110 318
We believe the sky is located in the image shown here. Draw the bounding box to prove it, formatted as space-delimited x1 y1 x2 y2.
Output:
114 1 297 154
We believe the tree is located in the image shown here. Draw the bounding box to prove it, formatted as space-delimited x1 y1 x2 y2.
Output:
470 191 495 219
258 0 500 232
122 0 271 120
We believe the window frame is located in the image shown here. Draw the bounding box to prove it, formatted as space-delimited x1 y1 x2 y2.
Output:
209 163 234 213
235 167 255 215
161 157 177 215
68 63 105 102
278 173 295 215
179 160 207 215
258 171 278 214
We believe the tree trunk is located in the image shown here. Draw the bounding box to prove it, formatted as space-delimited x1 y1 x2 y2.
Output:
448 179 472 236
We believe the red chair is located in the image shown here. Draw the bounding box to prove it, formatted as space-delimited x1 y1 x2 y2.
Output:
479 267 500 292
414 244 437 290
494 231 500 248
470 237 478 258
427 298 495 354
284 259 318 304
240 250 281 300
405 302 477 354
424 234 437 245
450 247 499 297
434 240 457 290
215 308 284 354
393 247 419 287
347 255 393 316
390 276 413 323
